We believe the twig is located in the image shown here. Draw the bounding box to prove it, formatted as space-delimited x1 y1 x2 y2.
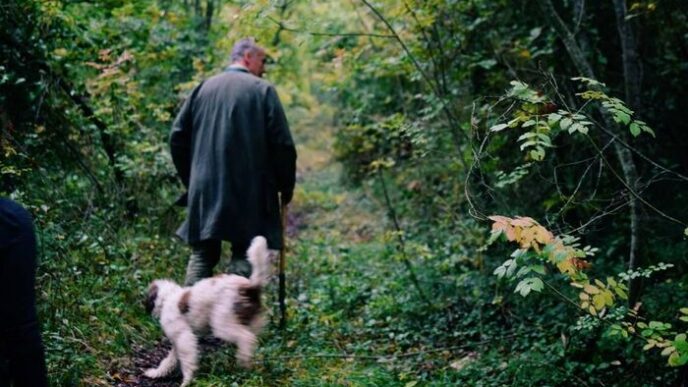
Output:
266 15 395 38
360 0 471 157
542 279 647 343
586 135 687 227
377 168 433 307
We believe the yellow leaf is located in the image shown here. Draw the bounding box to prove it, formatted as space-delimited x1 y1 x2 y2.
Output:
519 227 536 249
511 217 536 227
593 294 606 310
534 226 554 244
557 259 575 275
579 292 590 300
518 49 531 60
661 346 675 357
584 284 600 295
603 290 615 306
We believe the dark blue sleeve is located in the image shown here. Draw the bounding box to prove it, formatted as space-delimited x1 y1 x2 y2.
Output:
0 198 33 249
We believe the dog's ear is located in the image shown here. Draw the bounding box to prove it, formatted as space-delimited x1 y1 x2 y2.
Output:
145 283 158 314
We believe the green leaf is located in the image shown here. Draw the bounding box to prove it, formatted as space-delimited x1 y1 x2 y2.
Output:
614 287 628 300
674 334 688 352
522 120 536 128
607 277 618 287
529 27 542 39
680 308 688 315
517 132 538 141
475 59 497 70
629 122 641 137
520 140 538 151
547 113 562 125
613 111 631 125
530 277 544 292
490 123 508 132
487 230 502 245
530 265 546 275
515 277 544 297
536 133 553 145
516 266 532 278
669 351 688 367
494 266 506 278
530 148 545 161
642 125 656 137
560 117 572 130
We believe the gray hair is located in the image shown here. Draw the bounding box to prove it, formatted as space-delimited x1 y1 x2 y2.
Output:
230 38 261 63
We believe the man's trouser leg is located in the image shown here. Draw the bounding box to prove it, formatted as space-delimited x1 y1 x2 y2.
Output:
228 240 252 278
184 239 221 286
0 203 48 387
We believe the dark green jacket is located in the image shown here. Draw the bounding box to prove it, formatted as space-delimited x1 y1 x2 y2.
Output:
170 68 296 249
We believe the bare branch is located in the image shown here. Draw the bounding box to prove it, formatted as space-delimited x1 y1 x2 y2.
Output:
266 15 395 38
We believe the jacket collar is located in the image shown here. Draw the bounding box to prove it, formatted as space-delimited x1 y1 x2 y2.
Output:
225 64 250 74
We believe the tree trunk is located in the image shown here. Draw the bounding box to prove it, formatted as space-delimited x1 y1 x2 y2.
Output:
204 0 214 31
612 0 643 305
536 0 641 305
612 0 643 110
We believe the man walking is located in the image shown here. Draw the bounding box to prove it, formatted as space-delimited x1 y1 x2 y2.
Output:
170 38 296 284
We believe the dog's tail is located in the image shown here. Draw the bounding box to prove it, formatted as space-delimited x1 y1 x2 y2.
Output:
247 236 271 287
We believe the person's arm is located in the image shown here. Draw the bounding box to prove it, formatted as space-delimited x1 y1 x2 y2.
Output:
169 83 203 200
265 85 297 205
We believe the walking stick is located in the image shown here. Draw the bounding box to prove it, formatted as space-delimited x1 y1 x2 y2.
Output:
279 200 288 330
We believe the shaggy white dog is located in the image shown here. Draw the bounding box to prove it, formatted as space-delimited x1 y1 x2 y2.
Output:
143 236 272 387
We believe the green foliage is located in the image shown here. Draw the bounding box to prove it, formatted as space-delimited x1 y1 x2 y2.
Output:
489 215 687 367
575 79 656 138
2 0 687 385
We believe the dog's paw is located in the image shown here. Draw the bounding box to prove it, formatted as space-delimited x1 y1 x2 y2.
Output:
237 354 253 369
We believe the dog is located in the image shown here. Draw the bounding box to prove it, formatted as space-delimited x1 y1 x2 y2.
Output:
143 236 272 387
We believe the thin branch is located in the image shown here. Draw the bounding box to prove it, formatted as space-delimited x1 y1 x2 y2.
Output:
266 16 395 38
377 168 433 307
542 279 647 343
360 0 471 156
595 124 688 183
0 126 104 193
586 135 687 227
